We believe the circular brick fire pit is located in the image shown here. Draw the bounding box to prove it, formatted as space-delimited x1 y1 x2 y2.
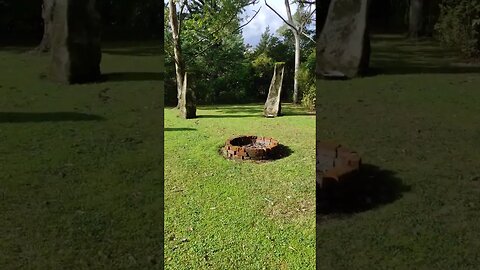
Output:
222 135 279 160
317 142 361 188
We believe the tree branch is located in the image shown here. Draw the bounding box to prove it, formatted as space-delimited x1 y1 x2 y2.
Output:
299 7 315 31
295 0 315 4
188 7 262 60
236 6 262 33
265 0 298 33
284 0 295 27
307 7 316 22
178 1 187 37
186 0 257 47
302 31 315 43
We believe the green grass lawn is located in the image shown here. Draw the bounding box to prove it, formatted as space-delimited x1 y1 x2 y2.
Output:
164 104 316 269
0 44 164 269
317 35 480 269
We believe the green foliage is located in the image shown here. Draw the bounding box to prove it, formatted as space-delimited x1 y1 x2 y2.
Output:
301 84 315 111
252 53 274 77
299 49 315 111
248 27 296 101
276 10 315 107
435 0 480 58
165 0 257 105
165 0 315 106
189 32 253 104
0 0 162 42
250 52 274 98
253 27 285 57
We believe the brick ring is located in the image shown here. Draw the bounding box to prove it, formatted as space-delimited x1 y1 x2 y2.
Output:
317 142 362 188
223 135 279 160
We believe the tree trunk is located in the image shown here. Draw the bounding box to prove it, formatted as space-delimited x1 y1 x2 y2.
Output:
293 32 301 104
266 0 313 104
282 0 301 104
408 0 423 38
34 0 55 53
168 0 185 108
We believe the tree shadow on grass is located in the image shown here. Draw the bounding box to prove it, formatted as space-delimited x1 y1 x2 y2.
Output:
199 105 261 110
0 112 104 123
199 113 314 118
368 63 480 76
102 72 164 82
199 105 315 117
199 106 263 114
0 46 33 54
216 108 263 114
197 114 262 119
165 127 196 131
368 35 480 75
102 47 162 57
282 111 316 116
317 164 410 218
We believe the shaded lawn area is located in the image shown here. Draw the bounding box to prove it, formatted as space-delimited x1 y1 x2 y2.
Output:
317 35 480 269
0 45 164 269
164 104 316 269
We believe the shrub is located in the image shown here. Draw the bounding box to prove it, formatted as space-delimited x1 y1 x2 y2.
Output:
298 49 316 111
301 84 316 111
251 53 275 98
434 0 480 58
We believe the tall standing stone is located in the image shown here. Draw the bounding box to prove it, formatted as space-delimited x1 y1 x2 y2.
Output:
179 73 196 119
264 62 285 118
316 0 371 79
49 0 102 84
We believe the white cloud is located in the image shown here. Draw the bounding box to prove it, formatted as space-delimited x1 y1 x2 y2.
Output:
165 0 300 47
241 1 297 46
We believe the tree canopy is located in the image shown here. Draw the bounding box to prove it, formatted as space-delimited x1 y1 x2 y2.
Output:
165 0 316 107
0 0 162 44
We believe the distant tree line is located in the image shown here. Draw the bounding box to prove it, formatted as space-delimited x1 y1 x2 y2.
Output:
0 0 162 44
367 0 479 58
164 1 316 108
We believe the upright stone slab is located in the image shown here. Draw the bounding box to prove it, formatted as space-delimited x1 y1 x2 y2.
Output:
179 73 196 119
316 0 371 79
264 62 285 118
49 0 102 84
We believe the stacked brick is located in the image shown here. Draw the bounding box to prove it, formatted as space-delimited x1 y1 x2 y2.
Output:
223 136 279 160
317 141 361 188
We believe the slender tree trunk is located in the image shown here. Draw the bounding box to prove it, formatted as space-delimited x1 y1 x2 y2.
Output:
283 0 300 104
266 0 313 104
168 0 185 108
293 32 301 104
408 0 423 38
34 0 55 53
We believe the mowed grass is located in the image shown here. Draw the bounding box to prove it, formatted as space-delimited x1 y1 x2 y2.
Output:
164 105 316 269
0 44 164 269
317 35 480 269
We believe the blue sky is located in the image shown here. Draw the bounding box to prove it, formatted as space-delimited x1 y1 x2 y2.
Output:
165 0 305 47
240 1 297 47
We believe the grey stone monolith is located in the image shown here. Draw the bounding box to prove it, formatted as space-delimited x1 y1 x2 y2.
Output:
264 62 285 118
179 73 196 119
49 0 102 84
316 0 371 79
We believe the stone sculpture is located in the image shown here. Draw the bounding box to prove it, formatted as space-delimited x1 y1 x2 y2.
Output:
49 0 102 84
264 62 285 117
